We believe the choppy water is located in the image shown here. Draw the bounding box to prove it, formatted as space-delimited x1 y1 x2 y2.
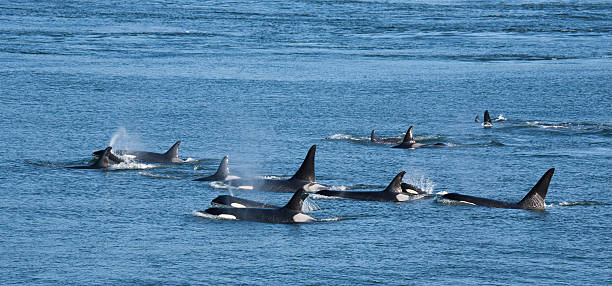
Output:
1 0 611 284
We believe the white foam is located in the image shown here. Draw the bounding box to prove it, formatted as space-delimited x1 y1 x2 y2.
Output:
184 158 198 162
138 172 178 179
326 134 368 141
225 175 241 180
327 185 348 191
238 185 254 190
310 193 344 200
495 114 507 121
109 162 158 170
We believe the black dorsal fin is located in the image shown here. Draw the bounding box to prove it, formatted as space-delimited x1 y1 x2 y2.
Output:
517 168 555 210
214 155 230 178
475 115 480 123
371 130 377 142
93 147 112 168
282 187 309 211
164 141 181 158
290 145 316 182
484 110 492 124
400 126 415 144
383 171 406 193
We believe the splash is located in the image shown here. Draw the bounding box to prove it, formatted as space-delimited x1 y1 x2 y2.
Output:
403 174 436 194
495 114 507 121
302 198 321 212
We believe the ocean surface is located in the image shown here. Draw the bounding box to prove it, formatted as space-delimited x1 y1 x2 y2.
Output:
1 0 611 284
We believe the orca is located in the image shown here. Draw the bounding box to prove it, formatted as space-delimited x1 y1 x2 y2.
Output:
93 141 184 163
371 130 401 144
392 126 425 149
68 147 112 169
202 187 316 223
442 168 555 210
482 110 493 128
194 155 232 181
226 145 326 193
210 195 277 208
401 182 428 195
475 115 480 123
316 171 423 202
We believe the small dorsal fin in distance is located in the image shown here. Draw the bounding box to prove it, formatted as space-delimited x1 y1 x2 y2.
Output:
214 155 230 179
371 130 377 142
484 110 492 124
475 115 480 123
383 171 406 193
282 187 309 211
517 168 555 210
165 141 181 158
93 147 112 168
290 145 316 182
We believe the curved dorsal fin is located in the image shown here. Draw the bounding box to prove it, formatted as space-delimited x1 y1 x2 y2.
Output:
282 187 309 211
484 110 492 124
475 115 480 123
93 147 112 168
517 168 555 210
371 130 377 142
214 155 230 178
400 126 415 144
290 145 316 182
164 141 181 158
383 171 406 193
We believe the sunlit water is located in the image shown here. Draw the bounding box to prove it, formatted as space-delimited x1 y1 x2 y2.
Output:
1 0 611 284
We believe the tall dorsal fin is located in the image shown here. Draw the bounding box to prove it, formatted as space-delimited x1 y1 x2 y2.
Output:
400 126 415 144
164 141 181 158
290 145 316 182
371 130 377 142
484 110 492 124
282 187 309 211
93 147 112 168
214 155 230 178
383 171 406 193
517 168 555 210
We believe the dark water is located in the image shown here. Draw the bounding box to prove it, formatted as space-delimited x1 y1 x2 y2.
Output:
1 0 611 284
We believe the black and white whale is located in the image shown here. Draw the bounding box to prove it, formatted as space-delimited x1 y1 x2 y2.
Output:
68 147 112 169
371 130 401 144
316 171 425 202
392 126 425 149
194 156 235 181
226 145 326 193
210 195 277 208
442 168 555 210
482 110 493 128
401 182 428 195
202 187 315 223
93 141 184 163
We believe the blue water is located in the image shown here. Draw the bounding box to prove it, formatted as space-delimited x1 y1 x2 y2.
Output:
2 0 611 284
